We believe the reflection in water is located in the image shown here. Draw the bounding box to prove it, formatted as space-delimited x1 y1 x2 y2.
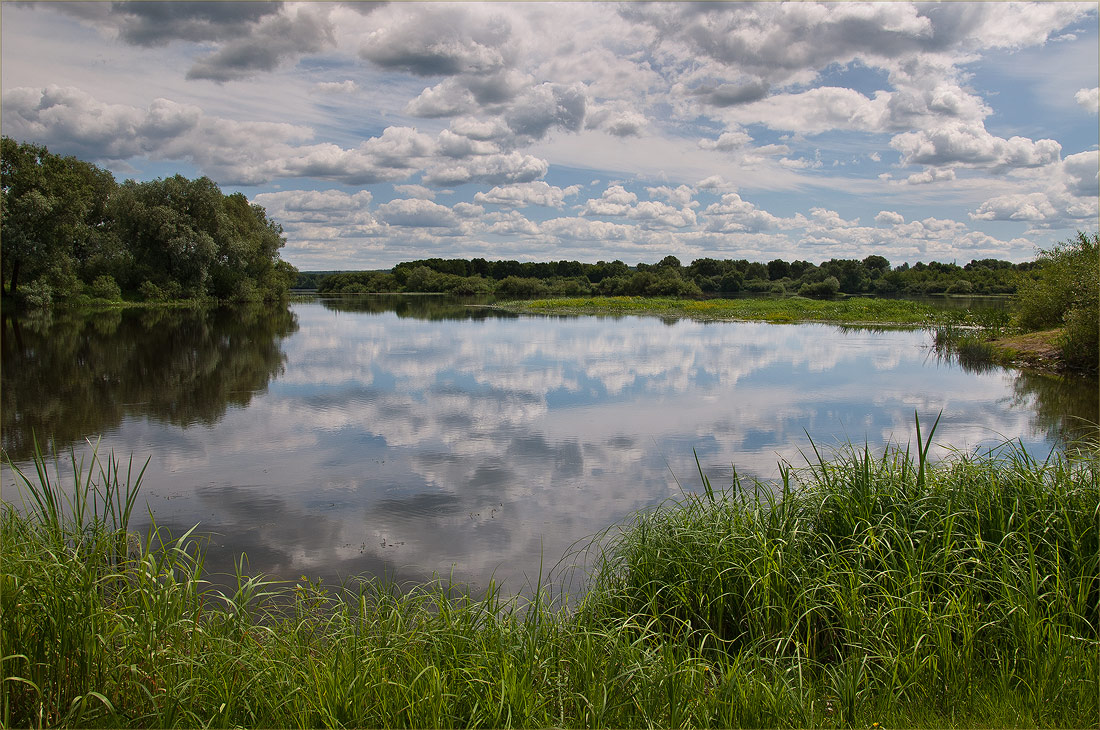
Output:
1 305 298 460
1009 370 1099 448
3 296 1095 597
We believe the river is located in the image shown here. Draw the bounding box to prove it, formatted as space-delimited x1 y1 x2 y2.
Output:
3 295 1096 596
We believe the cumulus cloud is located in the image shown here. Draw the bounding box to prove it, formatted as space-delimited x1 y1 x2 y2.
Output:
375 198 460 228
187 6 335 82
647 185 698 208
1 85 312 181
696 175 737 192
393 184 436 200
54 1 283 47
485 210 540 235
252 189 380 240
422 152 549 186
582 185 638 216
892 123 1061 171
703 193 785 233
585 103 648 137
505 83 588 141
1075 87 1099 114
875 210 906 225
359 5 515 76
905 168 957 185
688 80 771 107
698 130 753 151
970 193 1058 222
473 181 581 208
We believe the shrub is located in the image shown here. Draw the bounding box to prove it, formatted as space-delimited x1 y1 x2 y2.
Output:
494 276 548 298
946 279 974 294
89 274 122 301
20 278 53 308
138 280 167 302
798 276 840 297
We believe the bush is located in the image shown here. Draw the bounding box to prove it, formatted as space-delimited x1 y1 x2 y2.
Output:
20 278 53 308
494 276 549 298
946 279 974 294
138 280 167 302
89 274 122 301
798 276 840 297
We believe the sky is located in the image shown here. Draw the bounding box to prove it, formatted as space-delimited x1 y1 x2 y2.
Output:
2 1 1097 270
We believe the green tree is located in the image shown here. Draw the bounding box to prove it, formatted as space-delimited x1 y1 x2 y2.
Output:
1016 231 1098 372
1 137 117 296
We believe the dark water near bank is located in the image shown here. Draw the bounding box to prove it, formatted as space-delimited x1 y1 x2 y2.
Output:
3 296 1096 595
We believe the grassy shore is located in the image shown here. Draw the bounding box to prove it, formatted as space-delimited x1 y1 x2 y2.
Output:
3 425 1098 728
499 295 945 325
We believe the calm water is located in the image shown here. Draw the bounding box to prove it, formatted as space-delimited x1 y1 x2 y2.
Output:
3 296 1096 595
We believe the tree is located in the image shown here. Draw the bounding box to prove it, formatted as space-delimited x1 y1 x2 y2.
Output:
1 137 116 295
1016 231 1098 372
2 138 296 304
767 258 791 280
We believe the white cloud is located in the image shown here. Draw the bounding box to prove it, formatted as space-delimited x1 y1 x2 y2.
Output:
473 181 581 208
375 198 459 229
582 185 639 216
1075 87 1099 114
703 193 785 233
647 185 698 208
698 130 753 151
970 193 1058 222
875 210 905 225
314 80 360 95
905 168 957 185
422 151 549 186
393 184 436 200
892 122 1062 170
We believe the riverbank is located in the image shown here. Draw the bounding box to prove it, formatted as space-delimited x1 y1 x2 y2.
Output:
4 428 1097 728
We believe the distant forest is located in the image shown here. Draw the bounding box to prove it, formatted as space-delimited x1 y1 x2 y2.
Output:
307 254 1034 298
1 137 297 307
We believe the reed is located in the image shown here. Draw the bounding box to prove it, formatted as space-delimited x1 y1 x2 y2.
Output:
3 419 1097 727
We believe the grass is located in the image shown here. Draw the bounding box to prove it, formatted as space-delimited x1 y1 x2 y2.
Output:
3 418 1098 728
499 295 945 325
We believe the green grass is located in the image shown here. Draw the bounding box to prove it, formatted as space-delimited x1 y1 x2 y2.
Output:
3 420 1098 727
500 295 944 325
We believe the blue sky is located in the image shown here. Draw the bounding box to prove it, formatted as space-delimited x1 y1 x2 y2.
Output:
2 2 1097 270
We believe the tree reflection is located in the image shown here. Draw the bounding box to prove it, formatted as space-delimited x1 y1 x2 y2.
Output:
2 304 298 459
319 294 515 321
1010 370 1099 449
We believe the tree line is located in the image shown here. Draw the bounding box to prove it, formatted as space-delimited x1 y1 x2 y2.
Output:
1 136 297 307
314 253 1032 298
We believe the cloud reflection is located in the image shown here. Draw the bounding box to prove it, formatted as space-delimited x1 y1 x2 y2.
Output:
6 298 1092 598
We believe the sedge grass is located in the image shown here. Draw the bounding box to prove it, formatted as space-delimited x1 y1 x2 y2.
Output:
3 420 1098 728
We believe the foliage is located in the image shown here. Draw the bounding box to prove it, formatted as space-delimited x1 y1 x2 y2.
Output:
88 275 122 301
307 250 1027 301
3 425 1098 728
1 137 297 306
1015 231 1098 372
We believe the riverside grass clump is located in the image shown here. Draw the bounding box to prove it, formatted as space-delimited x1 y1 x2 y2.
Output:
3 421 1098 728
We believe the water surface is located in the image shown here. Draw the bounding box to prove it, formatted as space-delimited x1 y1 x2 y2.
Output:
3 296 1095 595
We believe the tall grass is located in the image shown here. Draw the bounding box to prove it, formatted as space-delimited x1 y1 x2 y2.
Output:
3 420 1098 727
